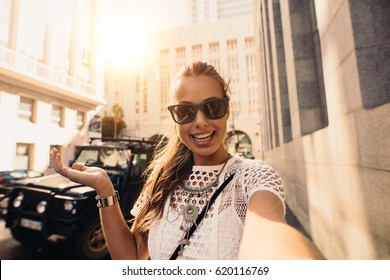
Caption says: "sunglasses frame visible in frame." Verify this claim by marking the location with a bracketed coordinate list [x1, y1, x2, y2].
[167, 96, 229, 124]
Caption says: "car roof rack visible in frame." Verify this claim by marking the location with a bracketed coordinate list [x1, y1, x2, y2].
[88, 137, 158, 150]
[89, 136, 155, 144]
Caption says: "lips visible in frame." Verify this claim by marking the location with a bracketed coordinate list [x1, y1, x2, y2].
[192, 131, 215, 143]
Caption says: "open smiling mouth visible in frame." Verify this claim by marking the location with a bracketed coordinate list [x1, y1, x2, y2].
[192, 131, 215, 142]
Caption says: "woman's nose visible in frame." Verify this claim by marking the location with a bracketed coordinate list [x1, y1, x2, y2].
[193, 109, 208, 127]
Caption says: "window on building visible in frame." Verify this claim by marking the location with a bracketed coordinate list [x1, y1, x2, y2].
[289, 0, 328, 136]
[176, 47, 186, 72]
[349, 0, 390, 109]
[51, 104, 64, 127]
[204, 0, 210, 21]
[273, 1, 292, 143]
[15, 143, 33, 169]
[226, 39, 241, 120]
[0, 0, 12, 47]
[209, 42, 220, 70]
[76, 0, 92, 82]
[135, 75, 140, 115]
[227, 39, 237, 52]
[191, 0, 197, 24]
[160, 49, 170, 118]
[18, 96, 36, 122]
[192, 44, 202, 62]
[143, 77, 148, 113]
[135, 75, 140, 93]
[245, 37, 260, 116]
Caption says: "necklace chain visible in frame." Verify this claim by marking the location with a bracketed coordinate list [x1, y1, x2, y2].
[166, 154, 231, 223]
[181, 154, 231, 194]
[173, 154, 232, 256]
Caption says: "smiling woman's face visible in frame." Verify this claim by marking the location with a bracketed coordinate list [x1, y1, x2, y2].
[172, 75, 229, 165]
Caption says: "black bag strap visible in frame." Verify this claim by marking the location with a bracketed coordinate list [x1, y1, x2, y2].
[169, 173, 235, 260]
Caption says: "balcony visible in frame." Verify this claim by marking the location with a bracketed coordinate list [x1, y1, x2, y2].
[0, 46, 104, 109]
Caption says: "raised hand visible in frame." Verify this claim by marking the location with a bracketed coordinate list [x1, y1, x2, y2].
[50, 148, 114, 196]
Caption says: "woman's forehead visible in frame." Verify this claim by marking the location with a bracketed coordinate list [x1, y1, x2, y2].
[173, 75, 223, 102]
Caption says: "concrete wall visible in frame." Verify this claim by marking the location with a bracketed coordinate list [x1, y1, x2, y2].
[254, 0, 390, 259]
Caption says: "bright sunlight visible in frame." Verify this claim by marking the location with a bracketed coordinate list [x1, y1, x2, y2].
[102, 0, 187, 69]
[102, 19, 148, 69]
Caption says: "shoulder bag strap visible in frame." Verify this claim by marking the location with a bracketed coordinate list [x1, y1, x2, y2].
[169, 173, 235, 260]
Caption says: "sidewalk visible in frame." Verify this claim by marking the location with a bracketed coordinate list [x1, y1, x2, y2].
[285, 205, 325, 259]
[285, 205, 310, 239]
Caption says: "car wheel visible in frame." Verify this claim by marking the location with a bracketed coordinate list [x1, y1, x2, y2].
[10, 227, 45, 246]
[75, 216, 110, 259]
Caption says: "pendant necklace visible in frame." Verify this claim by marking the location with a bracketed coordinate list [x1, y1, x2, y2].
[175, 154, 231, 256]
[179, 154, 231, 231]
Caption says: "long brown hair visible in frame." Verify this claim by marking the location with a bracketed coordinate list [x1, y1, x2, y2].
[135, 61, 230, 236]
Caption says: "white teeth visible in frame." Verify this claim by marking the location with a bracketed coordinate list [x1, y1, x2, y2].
[193, 132, 213, 141]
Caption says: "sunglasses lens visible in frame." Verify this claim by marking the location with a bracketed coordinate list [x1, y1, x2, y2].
[203, 99, 227, 119]
[171, 104, 196, 124]
[168, 97, 228, 124]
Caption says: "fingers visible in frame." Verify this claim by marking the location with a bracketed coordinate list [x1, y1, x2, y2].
[72, 163, 87, 171]
[51, 149, 113, 194]
[51, 148, 68, 178]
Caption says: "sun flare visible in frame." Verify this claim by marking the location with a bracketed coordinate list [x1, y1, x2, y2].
[103, 20, 148, 68]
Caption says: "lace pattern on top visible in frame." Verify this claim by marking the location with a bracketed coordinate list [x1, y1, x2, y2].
[131, 156, 285, 260]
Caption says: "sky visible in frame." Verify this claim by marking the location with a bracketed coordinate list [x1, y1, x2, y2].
[103, 0, 188, 67]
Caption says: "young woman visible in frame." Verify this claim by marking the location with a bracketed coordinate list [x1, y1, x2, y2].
[51, 61, 319, 260]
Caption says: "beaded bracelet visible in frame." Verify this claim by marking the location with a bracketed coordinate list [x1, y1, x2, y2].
[95, 190, 120, 208]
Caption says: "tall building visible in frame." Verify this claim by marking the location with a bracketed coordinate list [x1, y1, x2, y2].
[0, 0, 105, 172]
[105, 13, 262, 158]
[253, 0, 390, 259]
[187, 0, 253, 23]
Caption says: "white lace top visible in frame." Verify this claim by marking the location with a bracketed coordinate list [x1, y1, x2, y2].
[131, 156, 285, 260]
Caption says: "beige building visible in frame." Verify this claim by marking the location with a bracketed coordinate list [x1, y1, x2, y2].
[187, 0, 253, 23]
[253, 0, 390, 259]
[105, 15, 263, 158]
[0, 0, 105, 172]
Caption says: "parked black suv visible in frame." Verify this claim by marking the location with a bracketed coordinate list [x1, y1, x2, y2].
[1, 137, 159, 259]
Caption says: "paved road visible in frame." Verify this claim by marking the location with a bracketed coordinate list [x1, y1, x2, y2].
[285, 205, 310, 238]
[0, 220, 80, 260]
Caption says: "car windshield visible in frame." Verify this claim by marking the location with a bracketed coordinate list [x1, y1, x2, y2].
[75, 148, 131, 168]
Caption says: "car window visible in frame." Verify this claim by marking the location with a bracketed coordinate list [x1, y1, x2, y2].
[75, 148, 131, 168]
[100, 149, 131, 168]
[74, 150, 99, 166]
[9, 171, 25, 178]
[130, 153, 148, 177]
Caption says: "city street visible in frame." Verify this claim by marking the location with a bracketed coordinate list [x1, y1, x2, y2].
[0, 220, 81, 260]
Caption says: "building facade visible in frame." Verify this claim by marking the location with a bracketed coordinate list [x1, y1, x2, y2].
[253, 0, 390, 259]
[105, 15, 262, 158]
[187, 0, 253, 24]
[0, 0, 105, 172]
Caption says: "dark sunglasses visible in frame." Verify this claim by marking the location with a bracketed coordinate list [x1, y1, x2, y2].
[167, 97, 229, 124]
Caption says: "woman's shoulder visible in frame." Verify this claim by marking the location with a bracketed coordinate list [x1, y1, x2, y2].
[229, 156, 279, 175]
[228, 156, 285, 200]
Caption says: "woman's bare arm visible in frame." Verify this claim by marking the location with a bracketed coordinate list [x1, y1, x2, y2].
[51, 148, 147, 259]
[239, 191, 321, 259]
